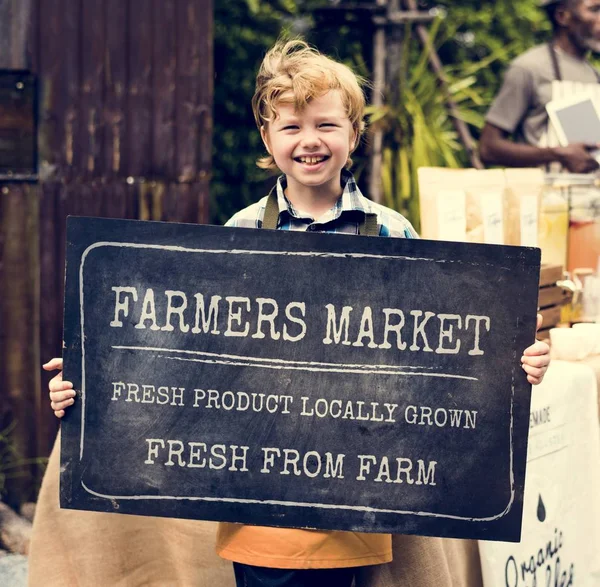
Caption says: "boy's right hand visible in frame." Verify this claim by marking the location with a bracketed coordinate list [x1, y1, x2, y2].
[43, 358, 75, 418]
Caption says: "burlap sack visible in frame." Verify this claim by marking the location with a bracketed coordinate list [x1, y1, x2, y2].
[28, 432, 235, 587]
[417, 167, 506, 244]
[29, 433, 484, 586]
[503, 168, 544, 247]
[478, 361, 600, 587]
[356, 536, 483, 587]
[418, 167, 545, 248]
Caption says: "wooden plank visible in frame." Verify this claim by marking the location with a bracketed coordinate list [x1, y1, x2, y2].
[538, 286, 573, 309]
[25, 0, 39, 74]
[176, 0, 202, 184]
[62, 0, 82, 177]
[179, 182, 198, 223]
[0, 0, 33, 68]
[102, 180, 137, 219]
[162, 183, 199, 223]
[197, 0, 212, 223]
[80, 0, 105, 178]
[539, 264, 563, 287]
[0, 184, 40, 505]
[103, 0, 128, 178]
[0, 1, 12, 66]
[540, 305, 562, 330]
[159, 181, 178, 222]
[81, 179, 103, 219]
[152, 0, 177, 179]
[198, 178, 210, 224]
[55, 179, 85, 339]
[128, 0, 153, 177]
[124, 182, 139, 219]
[37, 0, 64, 172]
[38, 182, 62, 456]
[38, 0, 81, 177]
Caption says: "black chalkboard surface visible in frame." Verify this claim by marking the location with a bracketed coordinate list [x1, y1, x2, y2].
[60, 216, 541, 542]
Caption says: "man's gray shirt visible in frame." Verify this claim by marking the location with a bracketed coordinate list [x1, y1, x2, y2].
[486, 44, 600, 146]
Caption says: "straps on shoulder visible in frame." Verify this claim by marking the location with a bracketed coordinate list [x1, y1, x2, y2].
[261, 186, 279, 230]
[261, 185, 379, 236]
[358, 213, 379, 236]
[548, 42, 562, 82]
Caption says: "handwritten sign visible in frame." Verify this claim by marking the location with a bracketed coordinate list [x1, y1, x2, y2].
[481, 191, 505, 245]
[436, 190, 467, 242]
[60, 217, 540, 542]
[520, 194, 539, 248]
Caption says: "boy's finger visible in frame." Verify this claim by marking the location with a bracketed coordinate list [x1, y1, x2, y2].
[54, 410, 65, 419]
[49, 378, 72, 393]
[51, 398, 75, 411]
[522, 364, 544, 378]
[522, 341, 550, 356]
[51, 398, 74, 410]
[43, 358, 63, 371]
[49, 371, 63, 384]
[49, 390, 76, 403]
[521, 354, 549, 368]
[536, 313, 543, 332]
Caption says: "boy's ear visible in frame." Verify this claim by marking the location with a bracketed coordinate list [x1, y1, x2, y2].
[260, 126, 272, 154]
[350, 131, 358, 152]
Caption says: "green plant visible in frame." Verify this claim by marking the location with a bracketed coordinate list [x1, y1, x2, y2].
[366, 18, 494, 230]
[0, 421, 47, 497]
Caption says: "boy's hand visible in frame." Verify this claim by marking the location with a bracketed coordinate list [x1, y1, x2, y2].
[43, 358, 75, 418]
[521, 314, 550, 385]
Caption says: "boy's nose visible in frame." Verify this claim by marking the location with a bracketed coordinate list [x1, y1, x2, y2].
[300, 132, 321, 148]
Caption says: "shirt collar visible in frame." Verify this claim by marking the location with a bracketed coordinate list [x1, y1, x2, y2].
[274, 169, 372, 224]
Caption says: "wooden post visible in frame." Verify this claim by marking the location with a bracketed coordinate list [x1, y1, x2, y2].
[368, 0, 387, 205]
[386, 0, 404, 111]
[403, 0, 482, 169]
[0, 0, 42, 507]
[0, 186, 40, 507]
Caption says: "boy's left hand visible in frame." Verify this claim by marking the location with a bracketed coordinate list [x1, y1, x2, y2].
[521, 313, 550, 385]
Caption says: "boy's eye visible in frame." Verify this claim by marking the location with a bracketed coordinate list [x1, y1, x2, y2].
[282, 125, 299, 130]
[320, 123, 337, 127]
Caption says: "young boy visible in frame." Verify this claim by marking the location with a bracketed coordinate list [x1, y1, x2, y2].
[46, 39, 550, 587]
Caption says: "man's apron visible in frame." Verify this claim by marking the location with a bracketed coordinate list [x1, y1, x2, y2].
[539, 42, 600, 169]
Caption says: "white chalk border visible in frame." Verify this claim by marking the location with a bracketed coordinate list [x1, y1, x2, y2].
[77, 241, 517, 523]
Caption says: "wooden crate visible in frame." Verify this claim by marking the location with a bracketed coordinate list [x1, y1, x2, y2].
[537, 264, 571, 341]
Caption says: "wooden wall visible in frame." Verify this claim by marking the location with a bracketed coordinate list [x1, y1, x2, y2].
[0, 0, 213, 505]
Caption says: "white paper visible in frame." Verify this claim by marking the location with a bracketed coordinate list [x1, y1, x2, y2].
[520, 194, 538, 247]
[480, 191, 504, 245]
[479, 361, 600, 587]
[436, 190, 466, 242]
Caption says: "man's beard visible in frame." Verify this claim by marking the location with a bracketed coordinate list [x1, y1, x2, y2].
[570, 29, 600, 53]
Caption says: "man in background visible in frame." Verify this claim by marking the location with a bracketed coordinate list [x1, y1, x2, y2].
[479, 0, 600, 173]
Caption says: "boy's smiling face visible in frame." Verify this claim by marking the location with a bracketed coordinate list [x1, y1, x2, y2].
[261, 90, 357, 204]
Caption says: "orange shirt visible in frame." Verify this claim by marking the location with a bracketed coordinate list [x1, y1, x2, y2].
[216, 523, 392, 570]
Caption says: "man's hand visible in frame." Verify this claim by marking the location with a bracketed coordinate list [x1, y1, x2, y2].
[521, 314, 550, 385]
[43, 358, 75, 418]
[554, 143, 600, 174]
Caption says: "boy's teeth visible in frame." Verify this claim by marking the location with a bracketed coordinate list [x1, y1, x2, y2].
[299, 156, 325, 164]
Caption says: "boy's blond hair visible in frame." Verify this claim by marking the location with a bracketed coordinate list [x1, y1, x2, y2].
[252, 39, 367, 171]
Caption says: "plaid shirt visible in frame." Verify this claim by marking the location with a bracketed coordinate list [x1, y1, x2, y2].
[225, 170, 419, 238]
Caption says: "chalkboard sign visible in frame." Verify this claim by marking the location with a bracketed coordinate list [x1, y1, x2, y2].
[60, 216, 541, 542]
